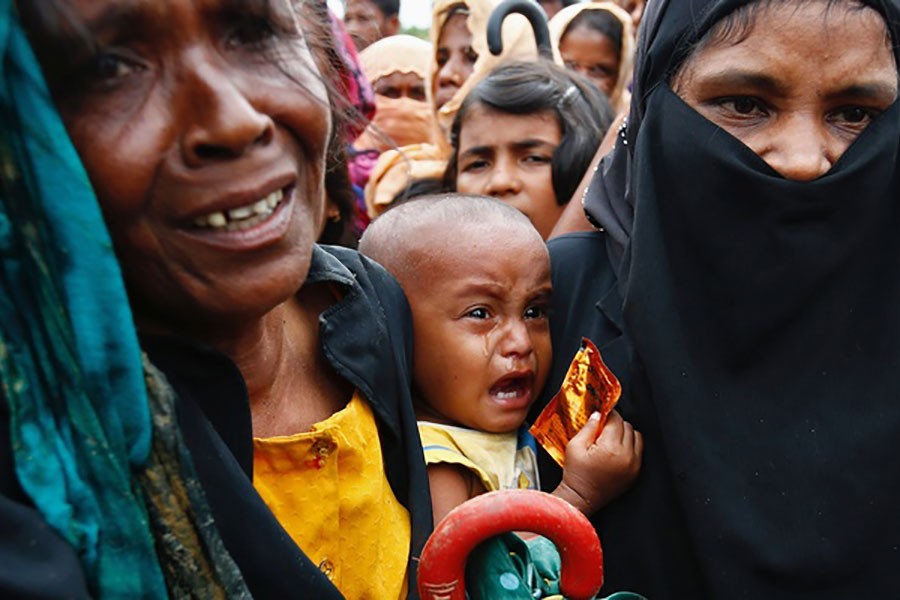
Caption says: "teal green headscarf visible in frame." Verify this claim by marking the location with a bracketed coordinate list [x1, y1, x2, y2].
[0, 2, 249, 597]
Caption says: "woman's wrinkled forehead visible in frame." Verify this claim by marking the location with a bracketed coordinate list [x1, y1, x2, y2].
[637, 0, 898, 90]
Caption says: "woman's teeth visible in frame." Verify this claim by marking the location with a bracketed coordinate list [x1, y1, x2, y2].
[193, 189, 284, 231]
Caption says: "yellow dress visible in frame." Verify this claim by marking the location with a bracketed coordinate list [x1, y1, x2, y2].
[253, 392, 410, 599]
[417, 422, 540, 492]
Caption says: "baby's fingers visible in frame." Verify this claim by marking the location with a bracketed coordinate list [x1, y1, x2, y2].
[570, 411, 603, 449]
[598, 409, 624, 442]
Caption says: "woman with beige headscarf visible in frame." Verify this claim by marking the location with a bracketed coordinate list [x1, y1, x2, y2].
[355, 35, 439, 153]
[365, 0, 557, 219]
[549, 2, 635, 114]
[429, 0, 559, 141]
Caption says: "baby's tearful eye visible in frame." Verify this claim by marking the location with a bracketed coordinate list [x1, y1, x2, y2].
[466, 307, 490, 319]
[524, 305, 548, 320]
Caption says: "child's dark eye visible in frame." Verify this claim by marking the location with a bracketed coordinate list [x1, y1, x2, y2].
[465, 307, 490, 319]
[524, 305, 549, 320]
[461, 159, 490, 173]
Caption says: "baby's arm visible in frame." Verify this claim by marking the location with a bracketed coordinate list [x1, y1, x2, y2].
[427, 463, 488, 525]
[551, 410, 643, 515]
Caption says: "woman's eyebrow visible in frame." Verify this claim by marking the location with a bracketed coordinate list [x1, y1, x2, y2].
[81, 1, 163, 36]
[696, 69, 788, 97]
[824, 81, 899, 103]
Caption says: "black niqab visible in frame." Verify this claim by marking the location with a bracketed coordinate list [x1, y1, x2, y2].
[584, 0, 900, 597]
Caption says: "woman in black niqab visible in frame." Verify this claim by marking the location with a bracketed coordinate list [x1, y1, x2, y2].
[570, 0, 900, 597]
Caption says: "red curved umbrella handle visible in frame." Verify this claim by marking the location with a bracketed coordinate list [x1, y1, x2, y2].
[417, 490, 603, 600]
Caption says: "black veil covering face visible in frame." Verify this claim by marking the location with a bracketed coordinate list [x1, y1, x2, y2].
[582, 0, 900, 597]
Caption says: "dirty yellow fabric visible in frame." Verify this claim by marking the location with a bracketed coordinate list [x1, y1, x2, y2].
[549, 2, 635, 114]
[253, 392, 410, 599]
[356, 35, 440, 153]
[359, 34, 432, 84]
[418, 422, 540, 493]
[428, 0, 562, 139]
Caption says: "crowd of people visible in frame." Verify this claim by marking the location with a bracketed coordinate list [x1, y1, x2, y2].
[1, 0, 899, 598]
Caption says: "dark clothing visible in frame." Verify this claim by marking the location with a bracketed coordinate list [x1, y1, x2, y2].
[562, 1, 900, 598]
[0, 245, 431, 599]
[536, 231, 707, 599]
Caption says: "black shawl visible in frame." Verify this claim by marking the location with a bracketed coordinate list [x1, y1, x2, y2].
[581, 0, 900, 597]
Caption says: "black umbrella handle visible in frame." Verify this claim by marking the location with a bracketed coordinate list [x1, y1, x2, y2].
[486, 0, 554, 60]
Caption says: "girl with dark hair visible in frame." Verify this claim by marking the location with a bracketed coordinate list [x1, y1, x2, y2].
[550, 2, 635, 113]
[2, 0, 431, 597]
[445, 59, 614, 239]
[542, 0, 900, 597]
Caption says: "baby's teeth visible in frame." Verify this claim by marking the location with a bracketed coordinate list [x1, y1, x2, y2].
[253, 199, 270, 215]
[207, 212, 227, 228]
[228, 205, 254, 220]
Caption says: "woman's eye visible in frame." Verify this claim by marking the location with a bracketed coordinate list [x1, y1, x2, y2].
[722, 97, 764, 116]
[227, 19, 278, 49]
[833, 106, 876, 125]
[436, 51, 449, 68]
[88, 53, 140, 82]
[465, 48, 479, 64]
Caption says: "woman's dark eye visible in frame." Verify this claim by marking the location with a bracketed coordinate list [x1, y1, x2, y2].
[88, 53, 138, 82]
[227, 20, 277, 48]
[838, 107, 872, 124]
[465, 48, 479, 64]
[731, 97, 758, 114]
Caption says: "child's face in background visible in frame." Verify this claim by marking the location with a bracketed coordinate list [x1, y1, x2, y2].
[455, 105, 564, 240]
[409, 222, 552, 433]
[559, 25, 620, 97]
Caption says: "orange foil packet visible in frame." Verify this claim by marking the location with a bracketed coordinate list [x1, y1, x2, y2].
[530, 337, 621, 467]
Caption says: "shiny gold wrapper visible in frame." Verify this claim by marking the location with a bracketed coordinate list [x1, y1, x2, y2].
[530, 337, 621, 467]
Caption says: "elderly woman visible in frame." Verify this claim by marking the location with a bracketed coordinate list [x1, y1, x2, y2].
[2, 0, 430, 598]
[540, 0, 900, 597]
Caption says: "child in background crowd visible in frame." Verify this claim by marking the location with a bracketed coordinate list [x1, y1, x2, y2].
[550, 2, 635, 113]
[359, 194, 642, 524]
[356, 35, 438, 153]
[343, 0, 400, 51]
[444, 60, 613, 239]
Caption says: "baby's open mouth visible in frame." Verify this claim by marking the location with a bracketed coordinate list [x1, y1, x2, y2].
[490, 375, 532, 401]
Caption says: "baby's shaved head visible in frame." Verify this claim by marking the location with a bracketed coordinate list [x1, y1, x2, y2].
[359, 194, 543, 290]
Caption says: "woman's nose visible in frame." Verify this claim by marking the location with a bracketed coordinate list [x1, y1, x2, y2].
[757, 116, 835, 182]
[438, 56, 465, 87]
[180, 59, 274, 166]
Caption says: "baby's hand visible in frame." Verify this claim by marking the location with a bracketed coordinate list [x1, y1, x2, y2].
[552, 410, 643, 515]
